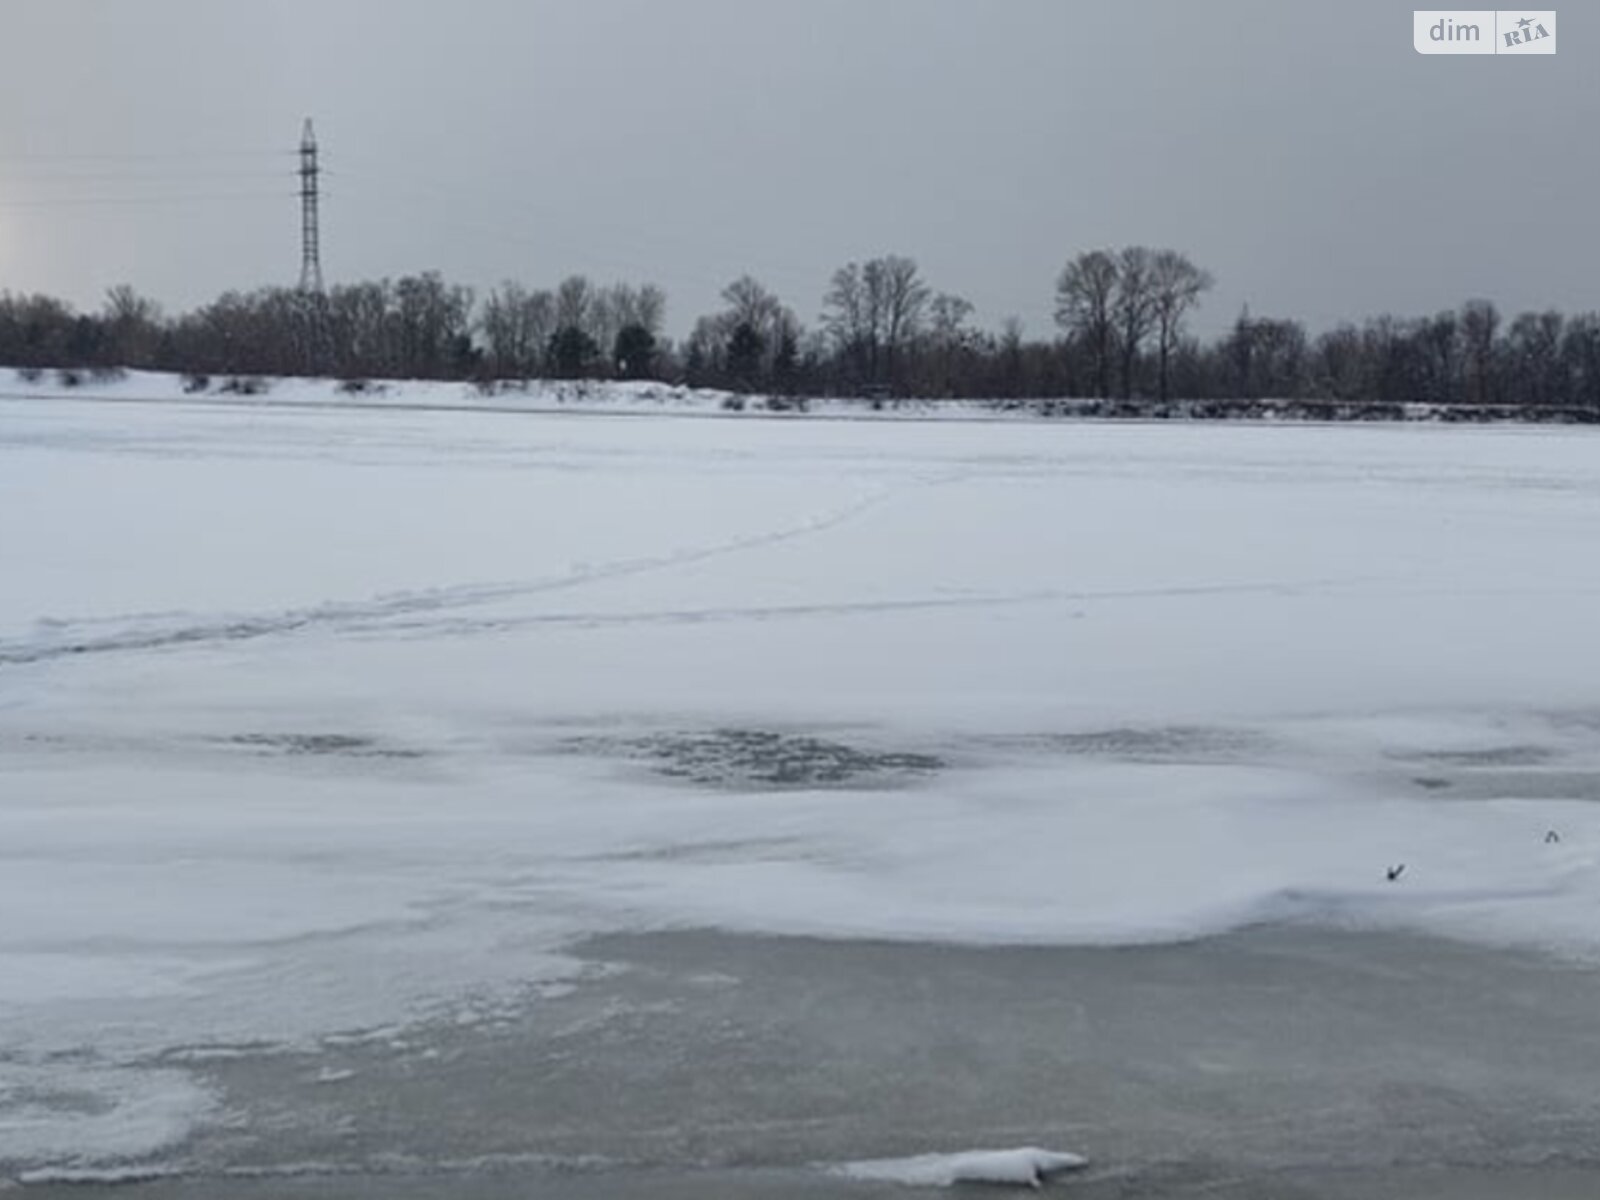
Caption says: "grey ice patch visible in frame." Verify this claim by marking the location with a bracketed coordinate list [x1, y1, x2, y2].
[1541, 709, 1600, 743]
[996, 725, 1270, 763]
[1397, 745, 1560, 768]
[1413, 771, 1600, 803]
[604, 837, 813, 865]
[565, 728, 942, 789]
[225, 733, 424, 760]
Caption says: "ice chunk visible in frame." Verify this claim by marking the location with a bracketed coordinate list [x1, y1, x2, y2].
[833, 1146, 1090, 1187]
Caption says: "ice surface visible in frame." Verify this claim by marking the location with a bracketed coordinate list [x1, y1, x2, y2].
[4, 375, 1600, 1168]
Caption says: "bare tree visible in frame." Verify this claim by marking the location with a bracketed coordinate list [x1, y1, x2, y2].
[625, 283, 667, 336]
[823, 255, 928, 391]
[392, 272, 474, 378]
[102, 285, 164, 369]
[872, 255, 930, 389]
[481, 281, 556, 379]
[1312, 324, 1365, 401]
[1229, 309, 1307, 400]
[822, 262, 872, 382]
[998, 315, 1025, 398]
[0, 292, 77, 368]
[554, 275, 594, 338]
[608, 283, 666, 379]
[1112, 246, 1157, 398]
[721, 275, 784, 333]
[1506, 311, 1566, 406]
[1054, 250, 1119, 399]
[923, 292, 975, 396]
[589, 283, 664, 365]
[1416, 310, 1462, 404]
[326, 280, 393, 377]
[687, 276, 801, 390]
[1147, 250, 1214, 402]
[1460, 299, 1500, 404]
[929, 292, 974, 342]
[1562, 314, 1600, 411]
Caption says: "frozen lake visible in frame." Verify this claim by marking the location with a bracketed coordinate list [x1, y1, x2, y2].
[3, 392, 1600, 1191]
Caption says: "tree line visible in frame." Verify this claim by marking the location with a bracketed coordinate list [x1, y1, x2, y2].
[2, 252, 1598, 412]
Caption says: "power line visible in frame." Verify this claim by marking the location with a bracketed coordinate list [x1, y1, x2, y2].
[321, 158, 1060, 333]
[0, 169, 295, 184]
[0, 149, 293, 164]
[0, 192, 292, 210]
[325, 162, 831, 301]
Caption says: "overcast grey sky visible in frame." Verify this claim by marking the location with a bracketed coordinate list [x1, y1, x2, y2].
[0, 0, 1594, 338]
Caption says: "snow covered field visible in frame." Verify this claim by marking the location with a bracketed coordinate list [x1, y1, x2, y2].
[4, 384, 1600, 1177]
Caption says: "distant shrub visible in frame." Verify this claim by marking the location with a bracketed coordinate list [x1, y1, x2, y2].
[182, 373, 211, 394]
[337, 378, 375, 395]
[15, 367, 43, 384]
[56, 368, 84, 388]
[764, 395, 809, 413]
[90, 365, 127, 383]
[220, 376, 269, 396]
[721, 395, 747, 412]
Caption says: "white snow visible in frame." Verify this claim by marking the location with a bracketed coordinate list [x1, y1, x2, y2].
[832, 1147, 1089, 1187]
[5, 374, 1600, 1167]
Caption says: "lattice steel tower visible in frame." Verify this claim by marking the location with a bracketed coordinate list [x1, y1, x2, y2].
[298, 118, 324, 293]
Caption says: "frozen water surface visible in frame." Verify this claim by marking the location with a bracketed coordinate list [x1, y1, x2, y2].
[3, 384, 1600, 1193]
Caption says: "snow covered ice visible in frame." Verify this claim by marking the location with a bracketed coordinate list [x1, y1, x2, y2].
[4, 379, 1600, 1178]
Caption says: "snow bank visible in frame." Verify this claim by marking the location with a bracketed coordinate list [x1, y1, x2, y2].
[5, 367, 1595, 426]
[0, 367, 810, 420]
[832, 1147, 1089, 1187]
